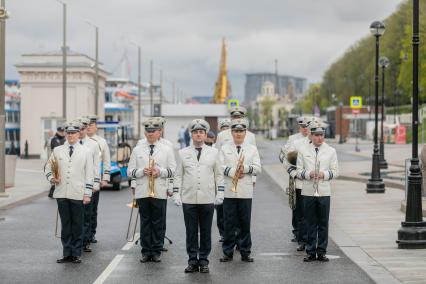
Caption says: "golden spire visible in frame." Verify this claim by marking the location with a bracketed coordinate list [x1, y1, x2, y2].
[213, 39, 231, 104]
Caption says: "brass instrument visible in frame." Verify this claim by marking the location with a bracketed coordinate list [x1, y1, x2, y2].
[313, 158, 321, 197]
[126, 199, 139, 242]
[148, 158, 155, 197]
[55, 209, 61, 238]
[286, 151, 298, 210]
[49, 153, 60, 181]
[231, 151, 244, 193]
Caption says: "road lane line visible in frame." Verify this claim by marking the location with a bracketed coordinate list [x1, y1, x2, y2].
[121, 233, 139, 251]
[93, 254, 124, 284]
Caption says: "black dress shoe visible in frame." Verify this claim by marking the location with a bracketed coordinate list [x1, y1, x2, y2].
[184, 264, 199, 273]
[83, 245, 92, 252]
[151, 255, 161, 262]
[72, 256, 82, 263]
[241, 255, 254, 262]
[140, 255, 151, 263]
[291, 238, 297, 242]
[317, 255, 329, 262]
[303, 254, 316, 262]
[90, 238, 98, 244]
[296, 245, 305, 251]
[199, 265, 209, 273]
[220, 255, 233, 262]
[161, 247, 168, 252]
[56, 256, 73, 263]
[219, 236, 224, 242]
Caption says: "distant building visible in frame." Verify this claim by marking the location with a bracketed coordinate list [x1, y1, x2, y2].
[188, 96, 213, 104]
[15, 49, 108, 158]
[244, 73, 307, 104]
[5, 80, 21, 154]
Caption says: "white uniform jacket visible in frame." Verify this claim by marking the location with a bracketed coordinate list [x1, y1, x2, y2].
[45, 142, 94, 200]
[81, 137, 101, 190]
[215, 129, 256, 150]
[127, 140, 176, 199]
[281, 135, 310, 189]
[91, 134, 111, 181]
[219, 142, 262, 199]
[173, 144, 224, 204]
[295, 142, 339, 197]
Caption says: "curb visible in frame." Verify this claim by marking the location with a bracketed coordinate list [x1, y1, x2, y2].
[0, 189, 48, 210]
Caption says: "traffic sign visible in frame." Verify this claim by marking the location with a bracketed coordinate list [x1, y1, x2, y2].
[352, 109, 360, 114]
[350, 96, 362, 109]
[227, 99, 239, 109]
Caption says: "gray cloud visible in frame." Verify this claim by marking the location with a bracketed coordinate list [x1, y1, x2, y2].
[5, 0, 403, 101]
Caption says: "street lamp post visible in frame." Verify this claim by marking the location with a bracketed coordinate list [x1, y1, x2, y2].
[397, 0, 426, 249]
[56, 0, 67, 120]
[379, 56, 389, 169]
[85, 21, 99, 115]
[0, 0, 8, 199]
[366, 20, 386, 193]
[130, 43, 141, 139]
[150, 60, 153, 117]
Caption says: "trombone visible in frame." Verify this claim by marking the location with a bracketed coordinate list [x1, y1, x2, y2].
[55, 209, 61, 238]
[231, 151, 244, 193]
[126, 199, 139, 242]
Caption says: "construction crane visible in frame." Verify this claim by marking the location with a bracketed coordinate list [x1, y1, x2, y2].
[212, 39, 231, 104]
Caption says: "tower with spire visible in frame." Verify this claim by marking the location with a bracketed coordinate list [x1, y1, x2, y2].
[212, 39, 231, 104]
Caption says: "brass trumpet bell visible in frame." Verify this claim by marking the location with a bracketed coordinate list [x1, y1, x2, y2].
[126, 200, 138, 208]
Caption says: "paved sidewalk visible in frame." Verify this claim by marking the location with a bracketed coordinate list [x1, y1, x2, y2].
[0, 158, 48, 209]
[263, 142, 426, 284]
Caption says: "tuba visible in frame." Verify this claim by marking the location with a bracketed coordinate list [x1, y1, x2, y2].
[148, 158, 155, 197]
[231, 151, 244, 193]
[286, 151, 298, 210]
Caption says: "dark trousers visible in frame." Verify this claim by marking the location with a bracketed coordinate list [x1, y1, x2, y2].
[183, 203, 214, 266]
[304, 196, 330, 256]
[161, 200, 167, 247]
[90, 190, 100, 240]
[215, 204, 224, 237]
[137, 198, 166, 257]
[57, 198, 84, 257]
[83, 202, 93, 246]
[293, 188, 307, 245]
[222, 198, 252, 257]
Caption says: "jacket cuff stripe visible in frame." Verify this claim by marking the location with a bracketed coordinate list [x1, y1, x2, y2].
[218, 186, 225, 192]
[173, 187, 179, 193]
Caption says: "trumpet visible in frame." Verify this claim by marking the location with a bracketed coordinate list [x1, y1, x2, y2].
[313, 160, 321, 197]
[231, 151, 244, 193]
[148, 158, 155, 197]
[49, 153, 60, 181]
[126, 199, 139, 242]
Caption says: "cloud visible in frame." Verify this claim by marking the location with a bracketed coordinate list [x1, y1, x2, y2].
[5, 0, 403, 101]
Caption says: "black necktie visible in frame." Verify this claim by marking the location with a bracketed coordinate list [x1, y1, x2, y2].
[80, 140, 83, 145]
[315, 147, 319, 155]
[69, 145, 74, 157]
[149, 145, 155, 156]
[237, 146, 241, 154]
[195, 147, 202, 161]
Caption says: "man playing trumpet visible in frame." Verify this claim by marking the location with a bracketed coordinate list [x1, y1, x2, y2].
[127, 119, 176, 263]
[219, 118, 261, 263]
[44, 121, 94, 264]
[294, 121, 339, 262]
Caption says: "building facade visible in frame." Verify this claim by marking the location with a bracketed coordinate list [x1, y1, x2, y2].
[15, 49, 108, 158]
[244, 73, 307, 104]
[5, 80, 21, 154]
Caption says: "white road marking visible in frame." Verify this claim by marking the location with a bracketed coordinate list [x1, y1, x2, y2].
[258, 252, 294, 256]
[93, 254, 124, 284]
[121, 233, 140, 251]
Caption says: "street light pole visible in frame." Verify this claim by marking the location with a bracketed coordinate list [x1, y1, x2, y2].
[130, 42, 141, 139]
[57, 0, 67, 120]
[159, 69, 163, 116]
[339, 102, 344, 144]
[85, 21, 99, 116]
[366, 21, 385, 193]
[397, 0, 426, 249]
[150, 60, 153, 117]
[379, 56, 389, 169]
[0, 0, 8, 198]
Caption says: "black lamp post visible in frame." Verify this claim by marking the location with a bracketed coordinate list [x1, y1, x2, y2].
[338, 102, 344, 144]
[397, 0, 426, 249]
[366, 20, 386, 193]
[379, 56, 389, 169]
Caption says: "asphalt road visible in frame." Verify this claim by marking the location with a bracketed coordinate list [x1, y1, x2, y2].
[0, 142, 374, 284]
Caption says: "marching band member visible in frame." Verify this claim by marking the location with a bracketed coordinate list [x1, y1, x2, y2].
[77, 117, 101, 253]
[86, 115, 111, 244]
[279, 116, 310, 248]
[219, 118, 261, 263]
[215, 107, 256, 150]
[173, 119, 224, 273]
[44, 121, 94, 264]
[218, 119, 231, 132]
[293, 121, 339, 262]
[127, 119, 176, 263]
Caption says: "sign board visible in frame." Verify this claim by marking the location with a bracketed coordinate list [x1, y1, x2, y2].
[350, 96, 362, 109]
[227, 99, 239, 109]
[352, 109, 360, 115]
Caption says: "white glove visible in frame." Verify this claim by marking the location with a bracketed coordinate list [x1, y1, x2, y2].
[215, 191, 224, 205]
[135, 169, 144, 178]
[173, 194, 182, 206]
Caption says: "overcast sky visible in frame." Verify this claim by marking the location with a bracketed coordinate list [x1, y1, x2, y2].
[5, 0, 403, 101]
